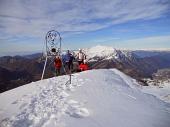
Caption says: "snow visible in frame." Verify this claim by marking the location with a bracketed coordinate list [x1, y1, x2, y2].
[85, 45, 117, 58]
[85, 45, 135, 62]
[142, 82, 170, 104]
[0, 69, 170, 127]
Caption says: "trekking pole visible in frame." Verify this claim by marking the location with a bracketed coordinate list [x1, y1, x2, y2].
[69, 70, 72, 84]
[69, 74, 71, 84]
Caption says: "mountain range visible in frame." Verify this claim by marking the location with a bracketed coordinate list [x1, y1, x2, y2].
[0, 45, 170, 93]
[86, 45, 170, 80]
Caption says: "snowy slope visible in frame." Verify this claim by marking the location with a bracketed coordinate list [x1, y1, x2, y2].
[0, 69, 170, 127]
[142, 82, 170, 104]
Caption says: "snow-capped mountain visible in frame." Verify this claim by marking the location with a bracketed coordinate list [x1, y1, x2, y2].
[85, 45, 170, 81]
[85, 45, 136, 62]
[0, 69, 170, 127]
[85, 45, 170, 62]
[1, 45, 170, 93]
[85, 45, 117, 58]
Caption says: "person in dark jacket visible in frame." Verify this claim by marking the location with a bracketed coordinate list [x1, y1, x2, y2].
[64, 50, 74, 72]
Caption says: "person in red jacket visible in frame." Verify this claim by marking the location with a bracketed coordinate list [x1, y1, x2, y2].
[54, 56, 62, 76]
[79, 59, 88, 71]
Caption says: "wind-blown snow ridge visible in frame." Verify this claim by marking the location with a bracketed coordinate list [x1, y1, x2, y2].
[0, 69, 170, 127]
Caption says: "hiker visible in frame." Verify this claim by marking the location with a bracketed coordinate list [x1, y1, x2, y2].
[64, 50, 74, 72]
[76, 49, 86, 65]
[54, 56, 62, 76]
[79, 59, 89, 71]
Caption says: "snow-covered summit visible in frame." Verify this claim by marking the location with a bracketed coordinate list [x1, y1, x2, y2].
[0, 69, 170, 127]
[86, 45, 117, 58]
[85, 45, 135, 62]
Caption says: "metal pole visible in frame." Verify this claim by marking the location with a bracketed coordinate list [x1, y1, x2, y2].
[41, 30, 62, 80]
[41, 56, 48, 80]
[60, 36, 61, 56]
[45, 34, 48, 56]
[69, 74, 71, 84]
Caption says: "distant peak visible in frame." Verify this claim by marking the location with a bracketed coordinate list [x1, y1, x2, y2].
[90, 45, 115, 51]
[86, 45, 118, 58]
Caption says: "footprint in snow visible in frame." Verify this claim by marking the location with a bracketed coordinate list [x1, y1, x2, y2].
[66, 84, 75, 91]
[66, 100, 90, 118]
[11, 93, 32, 105]
[11, 98, 25, 105]
[163, 94, 170, 100]
[19, 103, 28, 110]
[66, 107, 89, 118]
[58, 84, 67, 90]
[78, 79, 83, 82]
[77, 82, 84, 86]
[59, 91, 69, 99]
[11, 100, 18, 105]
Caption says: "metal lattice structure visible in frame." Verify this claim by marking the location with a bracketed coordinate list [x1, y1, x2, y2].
[46, 30, 61, 56]
[41, 30, 72, 84]
[41, 30, 62, 80]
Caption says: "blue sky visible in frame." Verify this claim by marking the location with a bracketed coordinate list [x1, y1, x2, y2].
[0, 0, 170, 55]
